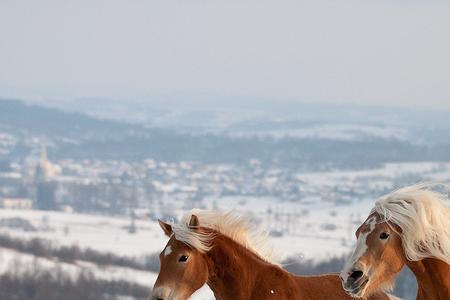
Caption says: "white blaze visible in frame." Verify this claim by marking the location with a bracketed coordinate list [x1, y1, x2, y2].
[340, 216, 377, 281]
[164, 245, 172, 256]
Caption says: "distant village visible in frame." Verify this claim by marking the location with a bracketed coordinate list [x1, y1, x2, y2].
[0, 139, 424, 223]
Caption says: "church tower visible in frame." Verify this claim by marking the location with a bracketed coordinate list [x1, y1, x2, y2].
[35, 143, 57, 210]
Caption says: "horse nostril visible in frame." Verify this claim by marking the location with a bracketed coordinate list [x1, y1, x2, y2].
[349, 270, 364, 281]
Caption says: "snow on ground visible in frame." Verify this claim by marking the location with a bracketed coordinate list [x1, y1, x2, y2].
[211, 195, 374, 260]
[0, 210, 216, 298]
[294, 162, 447, 187]
[0, 246, 155, 285]
[0, 247, 215, 300]
[0, 200, 363, 262]
[0, 209, 165, 257]
[228, 124, 408, 141]
[1, 162, 449, 262]
[0, 201, 357, 300]
[0, 162, 449, 299]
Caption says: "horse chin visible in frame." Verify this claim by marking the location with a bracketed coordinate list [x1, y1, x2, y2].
[151, 286, 192, 300]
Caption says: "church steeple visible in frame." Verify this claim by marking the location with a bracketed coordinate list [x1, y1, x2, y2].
[35, 143, 55, 182]
[34, 142, 57, 210]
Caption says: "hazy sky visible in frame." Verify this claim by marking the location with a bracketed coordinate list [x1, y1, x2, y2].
[1, 0, 449, 108]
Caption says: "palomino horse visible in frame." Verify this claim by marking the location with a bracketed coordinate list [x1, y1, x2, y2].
[340, 183, 450, 300]
[151, 209, 392, 300]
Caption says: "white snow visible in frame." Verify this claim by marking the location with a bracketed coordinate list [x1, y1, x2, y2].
[1, 162, 450, 299]
[0, 247, 214, 299]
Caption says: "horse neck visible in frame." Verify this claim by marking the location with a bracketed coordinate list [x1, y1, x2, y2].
[204, 234, 291, 300]
[406, 258, 450, 300]
[203, 234, 363, 300]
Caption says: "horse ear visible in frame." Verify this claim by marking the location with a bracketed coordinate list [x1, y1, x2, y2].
[188, 214, 200, 228]
[158, 219, 173, 236]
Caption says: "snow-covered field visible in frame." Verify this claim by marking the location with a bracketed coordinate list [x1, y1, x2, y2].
[0, 247, 215, 299]
[0, 201, 363, 257]
[0, 201, 365, 300]
[0, 247, 156, 286]
[227, 123, 409, 141]
[1, 162, 449, 299]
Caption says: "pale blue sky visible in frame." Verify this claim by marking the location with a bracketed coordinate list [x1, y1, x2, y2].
[1, 0, 449, 108]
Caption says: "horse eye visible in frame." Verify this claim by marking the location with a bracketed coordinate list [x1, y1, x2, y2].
[179, 255, 189, 262]
[379, 232, 390, 240]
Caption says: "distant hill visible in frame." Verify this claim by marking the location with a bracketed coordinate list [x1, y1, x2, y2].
[29, 97, 450, 145]
[0, 99, 143, 138]
[1, 99, 450, 169]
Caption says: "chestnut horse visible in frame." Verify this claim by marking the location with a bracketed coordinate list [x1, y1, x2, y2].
[151, 209, 393, 300]
[340, 183, 450, 300]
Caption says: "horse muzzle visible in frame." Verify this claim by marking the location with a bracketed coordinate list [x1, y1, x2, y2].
[151, 286, 173, 300]
[341, 269, 369, 298]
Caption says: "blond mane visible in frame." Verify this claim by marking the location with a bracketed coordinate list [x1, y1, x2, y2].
[373, 183, 450, 264]
[171, 209, 278, 264]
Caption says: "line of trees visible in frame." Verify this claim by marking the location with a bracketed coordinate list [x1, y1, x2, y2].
[0, 261, 149, 300]
[0, 234, 417, 299]
[0, 234, 160, 272]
